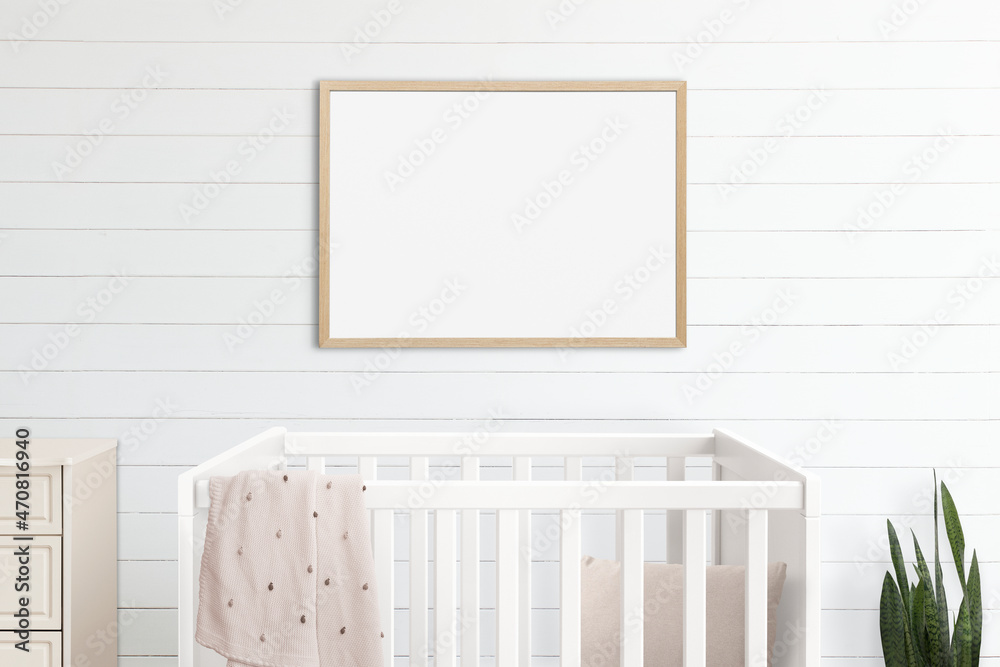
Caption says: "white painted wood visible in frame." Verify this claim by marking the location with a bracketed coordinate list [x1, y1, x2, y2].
[7, 89, 1000, 138]
[560, 456, 582, 667]
[619, 510, 643, 667]
[0, 630, 61, 666]
[289, 434, 715, 460]
[435, 510, 457, 667]
[745, 510, 769, 667]
[0, 465, 61, 535]
[1, 324, 995, 375]
[3, 43, 998, 90]
[496, 510, 519, 667]
[666, 458, 685, 564]
[615, 456, 633, 561]
[6, 419, 999, 470]
[513, 457, 532, 667]
[3, 183, 998, 234]
[359, 456, 377, 481]
[64, 447, 119, 667]
[373, 510, 395, 667]
[460, 458, 480, 667]
[711, 462, 723, 567]
[410, 457, 429, 667]
[803, 516, 823, 667]
[305, 456, 324, 472]
[3, 0, 996, 42]
[6, 134, 997, 185]
[4, 278, 998, 327]
[0, 536, 61, 631]
[682, 510, 706, 667]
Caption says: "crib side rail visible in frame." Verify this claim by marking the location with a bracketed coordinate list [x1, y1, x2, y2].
[178, 427, 289, 667]
[713, 428, 820, 516]
[178, 426, 288, 516]
[284, 431, 716, 458]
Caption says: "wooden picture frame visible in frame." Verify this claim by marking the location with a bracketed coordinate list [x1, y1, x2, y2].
[319, 80, 686, 348]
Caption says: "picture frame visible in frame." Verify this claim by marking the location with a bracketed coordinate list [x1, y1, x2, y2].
[319, 80, 686, 348]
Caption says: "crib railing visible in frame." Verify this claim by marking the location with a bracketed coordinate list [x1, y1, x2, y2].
[179, 429, 821, 667]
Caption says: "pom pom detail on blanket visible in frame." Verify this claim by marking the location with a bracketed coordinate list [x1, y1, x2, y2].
[196, 471, 382, 667]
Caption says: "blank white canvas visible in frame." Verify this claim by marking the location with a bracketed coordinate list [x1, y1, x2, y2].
[326, 88, 678, 340]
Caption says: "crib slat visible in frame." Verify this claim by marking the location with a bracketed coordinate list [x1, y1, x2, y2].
[359, 456, 376, 479]
[620, 509, 644, 667]
[514, 456, 532, 667]
[561, 456, 582, 667]
[306, 456, 325, 472]
[746, 509, 769, 666]
[411, 456, 430, 667]
[460, 457, 480, 667]
[615, 456, 633, 562]
[683, 509, 707, 667]
[496, 509, 520, 667]
[373, 509, 395, 667]
[666, 458, 685, 564]
[436, 510, 458, 667]
[711, 462, 723, 566]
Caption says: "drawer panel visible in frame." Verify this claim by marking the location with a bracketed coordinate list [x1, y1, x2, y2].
[0, 536, 61, 631]
[0, 631, 61, 667]
[0, 466, 62, 535]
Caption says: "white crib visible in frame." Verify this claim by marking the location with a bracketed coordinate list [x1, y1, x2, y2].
[178, 428, 820, 667]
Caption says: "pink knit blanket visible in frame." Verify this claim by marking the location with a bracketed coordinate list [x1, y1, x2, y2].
[196, 471, 382, 667]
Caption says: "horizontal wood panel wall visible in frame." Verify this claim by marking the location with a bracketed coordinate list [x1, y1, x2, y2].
[1, 0, 998, 664]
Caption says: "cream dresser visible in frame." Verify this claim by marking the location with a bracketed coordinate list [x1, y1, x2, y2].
[0, 438, 117, 667]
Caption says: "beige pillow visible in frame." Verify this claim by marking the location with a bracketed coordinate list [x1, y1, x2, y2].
[581, 556, 787, 667]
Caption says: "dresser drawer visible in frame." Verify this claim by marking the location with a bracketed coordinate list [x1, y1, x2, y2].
[0, 536, 61, 631]
[0, 631, 61, 667]
[0, 467, 62, 535]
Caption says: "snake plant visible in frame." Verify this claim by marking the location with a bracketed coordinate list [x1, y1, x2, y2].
[880, 473, 982, 667]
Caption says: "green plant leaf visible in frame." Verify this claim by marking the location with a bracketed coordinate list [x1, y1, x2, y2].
[912, 579, 929, 664]
[881, 572, 909, 667]
[889, 520, 911, 611]
[933, 473, 952, 664]
[922, 579, 943, 665]
[912, 532, 932, 594]
[941, 482, 966, 591]
[969, 551, 982, 667]
[953, 599, 972, 667]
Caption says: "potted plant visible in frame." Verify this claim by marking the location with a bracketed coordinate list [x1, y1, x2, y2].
[880, 474, 982, 666]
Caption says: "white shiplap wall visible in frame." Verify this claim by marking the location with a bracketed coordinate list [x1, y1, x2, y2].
[1, 0, 998, 665]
